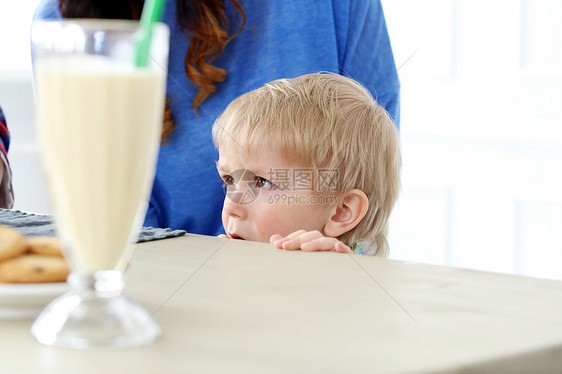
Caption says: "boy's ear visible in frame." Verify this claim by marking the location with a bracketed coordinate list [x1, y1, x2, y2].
[324, 189, 369, 238]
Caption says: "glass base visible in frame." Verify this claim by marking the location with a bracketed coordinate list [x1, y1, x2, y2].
[31, 272, 160, 348]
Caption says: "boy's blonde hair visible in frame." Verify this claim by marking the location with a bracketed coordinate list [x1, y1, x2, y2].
[212, 73, 401, 256]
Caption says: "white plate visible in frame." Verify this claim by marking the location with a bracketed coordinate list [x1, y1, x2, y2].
[0, 282, 70, 319]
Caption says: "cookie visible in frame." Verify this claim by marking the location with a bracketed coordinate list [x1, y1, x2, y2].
[0, 225, 27, 261]
[26, 236, 64, 257]
[0, 254, 70, 283]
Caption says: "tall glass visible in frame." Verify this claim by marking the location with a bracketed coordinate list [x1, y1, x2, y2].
[30, 20, 169, 348]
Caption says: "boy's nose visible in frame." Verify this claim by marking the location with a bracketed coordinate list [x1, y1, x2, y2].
[223, 196, 247, 220]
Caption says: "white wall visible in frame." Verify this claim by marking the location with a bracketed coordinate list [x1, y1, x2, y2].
[1, 1, 561, 280]
[0, 0, 50, 213]
[383, 0, 562, 280]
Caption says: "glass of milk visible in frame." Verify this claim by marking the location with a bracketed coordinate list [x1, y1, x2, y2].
[30, 20, 169, 348]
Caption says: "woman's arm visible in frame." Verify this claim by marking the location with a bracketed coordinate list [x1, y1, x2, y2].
[334, 0, 401, 126]
[0, 106, 14, 209]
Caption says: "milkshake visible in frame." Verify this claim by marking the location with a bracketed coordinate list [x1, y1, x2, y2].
[30, 20, 169, 348]
[35, 56, 165, 272]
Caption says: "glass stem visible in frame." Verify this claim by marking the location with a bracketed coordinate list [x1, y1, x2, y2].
[68, 271, 125, 298]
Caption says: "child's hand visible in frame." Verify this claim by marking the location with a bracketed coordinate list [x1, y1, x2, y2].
[269, 230, 352, 253]
[217, 234, 228, 238]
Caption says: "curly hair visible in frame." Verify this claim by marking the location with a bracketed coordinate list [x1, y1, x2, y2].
[58, 0, 246, 141]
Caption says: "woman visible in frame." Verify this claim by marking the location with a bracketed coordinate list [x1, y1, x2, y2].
[33, 0, 400, 236]
[0, 105, 14, 209]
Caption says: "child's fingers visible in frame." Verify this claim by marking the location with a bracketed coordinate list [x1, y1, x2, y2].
[217, 234, 228, 238]
[269, 234, 283, 244]
[300, 238, 352, 253]
[269, 234, 289, 249]
[270, 231, 352, 253]
[280, 231, 324, 251]
[334, 241, 353, 253]
[300, 237, 348, 252]
[283, 230, 307, 240]
[299, 237, 336, 252]
[271, 230, 308, 249]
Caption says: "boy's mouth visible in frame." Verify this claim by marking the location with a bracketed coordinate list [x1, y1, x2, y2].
[228, 233, 245, 240]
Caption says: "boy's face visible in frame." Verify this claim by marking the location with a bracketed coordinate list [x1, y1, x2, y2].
[216, 143, 336, 243]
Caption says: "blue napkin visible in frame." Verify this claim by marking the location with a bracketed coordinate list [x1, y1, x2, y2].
[0, 209, 186, 242]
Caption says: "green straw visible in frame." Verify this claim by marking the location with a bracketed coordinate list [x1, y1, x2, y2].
[135, 0, 167, 67]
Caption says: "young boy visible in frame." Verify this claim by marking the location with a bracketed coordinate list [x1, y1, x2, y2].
[212, 73, 401, 256]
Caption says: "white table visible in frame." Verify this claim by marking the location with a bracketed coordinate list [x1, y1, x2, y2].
[1, 234, 562, 373]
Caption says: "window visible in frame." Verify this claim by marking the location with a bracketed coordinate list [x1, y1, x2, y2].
[384, 0, 562, 280]
[0, 1, 43, 71]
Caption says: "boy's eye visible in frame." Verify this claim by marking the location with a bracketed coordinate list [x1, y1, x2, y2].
[255, 176, 274, 189]
[222, 175, 234, 186]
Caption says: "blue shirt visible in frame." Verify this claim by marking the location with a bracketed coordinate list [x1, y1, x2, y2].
[34, 0, 400, 235]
